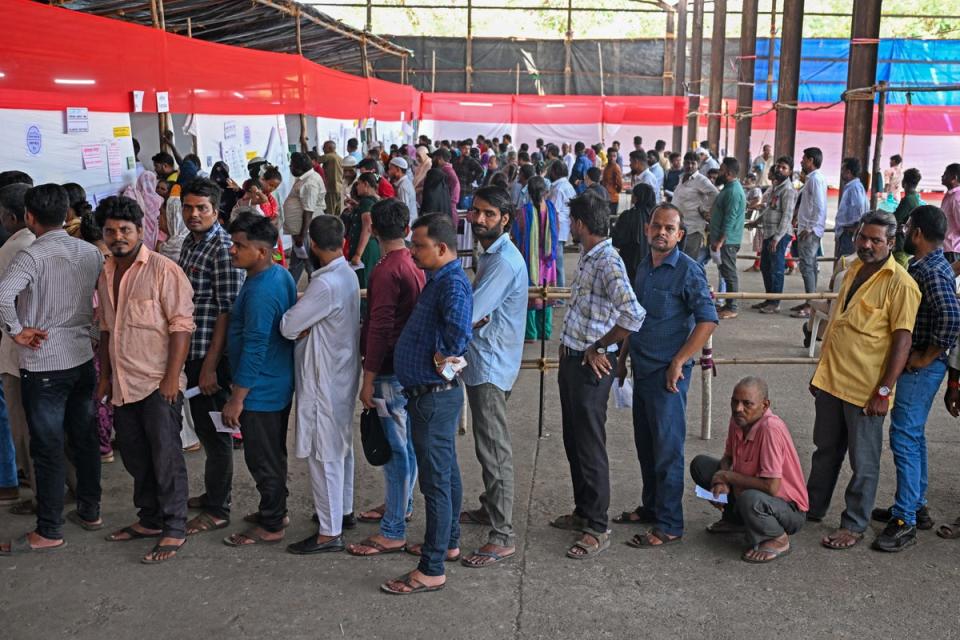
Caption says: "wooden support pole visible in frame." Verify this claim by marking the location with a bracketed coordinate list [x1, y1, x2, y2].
[431, 50, 437, 92]
[766, 0, 777, 101]
[870, 80, 888, 210]
[734, 0, 758, 176]
[563, 0, 573, 95]
[465, 0, 473, 92]
[663, 8, 676, 96]
[840, 0, 882, 191]
[295, 6, 308, 152]
[149, 0, 167, 153]
[672, 1, 688, 153]
[706, 0, 727, 157]
[687, 0, 705, 150]
[773, 0, 803, 161]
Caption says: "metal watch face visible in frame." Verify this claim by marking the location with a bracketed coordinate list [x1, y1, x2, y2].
[878, 386, 891, 397]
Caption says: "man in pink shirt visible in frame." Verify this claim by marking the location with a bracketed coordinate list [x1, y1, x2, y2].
[939, 164, 960, 262]
[690, 377, 808, 564]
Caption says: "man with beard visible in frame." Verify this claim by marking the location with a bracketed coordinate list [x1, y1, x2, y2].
[871, 206, 960, 552]
[709, 158, 747, 319]
[613, 204, 716, 546]
[671, 152, 718, 258]
[94, 196, 195, 563]
[806, 211, 920, 551]
[458, 186, 528, 568]
[284, 152, 326, 284]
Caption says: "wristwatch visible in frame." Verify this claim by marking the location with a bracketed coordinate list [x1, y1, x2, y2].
[876, 385, 892, 398]
[592, 341, 607, 355]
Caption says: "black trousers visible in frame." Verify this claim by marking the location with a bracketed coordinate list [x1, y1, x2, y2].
[239, 406, 291, 533]
[114, 389, 189, 538]
[185, 357, 233, 519]
[558, 352, 616, 534]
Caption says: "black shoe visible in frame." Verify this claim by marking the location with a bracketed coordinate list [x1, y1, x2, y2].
[871, 518, 917, 552]
[872, 505, 934, 530]
[802, 324, 812, 349]
[286, 534, 345, 555]
[342, 512, 357, 529]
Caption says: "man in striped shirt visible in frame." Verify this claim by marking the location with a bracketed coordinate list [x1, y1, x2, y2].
[0, 184, 103, 555]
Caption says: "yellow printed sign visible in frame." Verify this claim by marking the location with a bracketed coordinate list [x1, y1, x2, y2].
[245, 151, 258, 160]
[112, 126, 131, 137]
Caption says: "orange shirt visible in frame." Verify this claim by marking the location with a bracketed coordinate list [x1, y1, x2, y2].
[98, 244, 195, 406]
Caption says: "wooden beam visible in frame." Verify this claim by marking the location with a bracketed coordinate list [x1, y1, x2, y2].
[706, 0, 726, 157]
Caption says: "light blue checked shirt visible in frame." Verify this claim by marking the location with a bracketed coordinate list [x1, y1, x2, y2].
[835, 178, 869, 228]
[561, 239, 646, 352]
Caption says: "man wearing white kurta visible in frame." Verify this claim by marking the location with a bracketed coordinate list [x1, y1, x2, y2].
[280, 215, 361, 554]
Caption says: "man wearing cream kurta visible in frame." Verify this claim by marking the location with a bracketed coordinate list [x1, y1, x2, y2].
[280, 214, 360, 554]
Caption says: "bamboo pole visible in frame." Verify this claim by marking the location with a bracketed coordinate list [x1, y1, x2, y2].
[870, 80, 888, 210]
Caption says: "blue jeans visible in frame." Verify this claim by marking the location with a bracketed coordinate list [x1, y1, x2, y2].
[375, 375, 417, 540]
[0, 383, 15, 488]
[21, 360, 100, 539]
[408, 385, 463, 577]
[632, 362, 692, 537]
[890, 358, 947, 525]
[760, 234, 791, 305]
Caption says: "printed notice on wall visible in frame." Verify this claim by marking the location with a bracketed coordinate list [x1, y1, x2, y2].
[66, 107, 89, 134]
[81, 144, 104, 170]
[107, 141, 123, 183]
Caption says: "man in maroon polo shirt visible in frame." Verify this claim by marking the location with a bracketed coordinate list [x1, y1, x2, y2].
[690, 376, 809, 563]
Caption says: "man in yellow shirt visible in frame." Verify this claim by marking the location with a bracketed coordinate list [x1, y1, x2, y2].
[806, 211, 921, 550]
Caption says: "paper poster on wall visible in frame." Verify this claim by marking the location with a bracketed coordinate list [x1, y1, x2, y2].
[107, 141, 123, 183]
[25, 125, 42, 156]
[66, 107, 89, 134]
[156, 92, 170, 113]
[113, 126, 131, 138]
[245, 150, 257, 161]
[81, 144, 104, 169]
[224, 121, 237, 140]
[132, 91, 144, 113]
[220, 141, 245, 183]
[243, 126, 251, 145]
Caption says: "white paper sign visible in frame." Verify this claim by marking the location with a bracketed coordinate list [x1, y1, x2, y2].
[66, 107, 89, 134]
[132, 90, 145, 113]
[81, 144, 104, 169]
[695, 485, 729, 504]
[156, 91, 170, 113]
[209, 411, 239, 434]
[184, 386, 201, 400]
[107, 141, 123, 183]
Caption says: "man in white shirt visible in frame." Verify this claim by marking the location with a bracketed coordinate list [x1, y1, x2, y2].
[697, 147, 720, 177]
[791, 147, 828, 319]
[283, 152, 326, 285]
[562, 143, 575, 177]
[281, 215, 360, 555]
[388, 158, 418, 229]
[671, 152, 719, 258]
[630, 150, 658, 190]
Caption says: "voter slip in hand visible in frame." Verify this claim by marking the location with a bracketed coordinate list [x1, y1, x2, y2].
[209, 411, 240, 435]
[695, 484, 728, 504]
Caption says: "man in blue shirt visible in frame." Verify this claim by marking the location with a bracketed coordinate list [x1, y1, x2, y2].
[220, 212, 297, 547]
[383, 213, 472, 595]
[835, 157, 869, 258]
[570, 142, 593, 194]
[458, 186, 528, 569]
[616, 203, 718, 547]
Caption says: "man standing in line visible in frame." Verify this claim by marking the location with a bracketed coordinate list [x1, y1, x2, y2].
[0, 184, 103, 554]
[697, 147, 719, 176]
[454, 140, 484, 210]
[347, 138, 363, 164]
[221, 212, 297, 547]
[388, 158, 418, 229]
[613, 204, 716, 545]
[939, 164, 960, 262]
[381, 213, 472, 595]
[646, 150, 664, 197]
[94, 196, 195, 563]
[834, 158, 869, 259]
[178, 179, 246, 537]
[806, 211, 920, 550]
[551, 191, 646, 560]
[871, 206, 960, 551]
[753, 144, 774, 189]
[753, 156, 797, 314]
[672, 151, 719, 258]
[663, 152, 684, 200]
[792, 147, 828, 319]
[319, 140, 343, 216]
[432, 148, 460, 217]
[630, 150, 657, 191]
[458, 186, 528, 568]
[571, 142, 593, 194]
[284, 152, 326, 285]
[709, 158, 747, 320]
[281, 215, 360, 555]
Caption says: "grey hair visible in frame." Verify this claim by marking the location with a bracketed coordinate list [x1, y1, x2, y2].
[735, 376, 769, 401]
[860, 210, 898, 239]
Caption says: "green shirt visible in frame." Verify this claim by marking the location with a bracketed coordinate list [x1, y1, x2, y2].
[709, 179, 746, 245]
[893, 191, 922, 254]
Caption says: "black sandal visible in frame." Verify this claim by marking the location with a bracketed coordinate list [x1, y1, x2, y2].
[141, 540, 185, 564]
[105, 525, 161, 542]
[626, 528, 682, 548]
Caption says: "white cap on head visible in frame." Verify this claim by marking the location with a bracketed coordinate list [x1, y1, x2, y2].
[389, 157, 408, 170]
[342, 156, 358, 168]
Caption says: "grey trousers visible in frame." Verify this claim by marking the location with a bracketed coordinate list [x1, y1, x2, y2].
[690, 455, 805, 546]
[718, 243, 741, 310]
[465, 383, 515, 546]
[806, 390, 884, 532]
[682, 231, 704, 259]
[798, 232, 821, 294]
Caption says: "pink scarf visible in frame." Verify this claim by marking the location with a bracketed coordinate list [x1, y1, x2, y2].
[123, 172, 164, 250]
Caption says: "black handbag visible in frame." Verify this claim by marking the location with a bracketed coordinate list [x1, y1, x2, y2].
[360, 408, 392, 467]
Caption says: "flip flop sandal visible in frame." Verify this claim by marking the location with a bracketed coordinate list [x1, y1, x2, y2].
[741, 544, 792, 564]
[706, 519, 746, 534]
[626, 528, 682, 549]
[0, 534, 67, 555]
[222, 530, 283, 547]
[459, 509, 491, 525]
[141, 541, 185, 564]
[820, 530, 864, 550]
[936, 517, 960, 539]
[460, 548, 516, 568]
[549, 513, 587, 531]
[187, 512, 230, 535]
[566, 532, 611, 559]
[403, 543, 460, 562]
[66, 510, 104, 531]
[105, 525, 161, 542]
[612, 508, 656, 525]
[242, 512, 290, 527]
[380, 572, 445, 595]
[346, 537, 406, 557]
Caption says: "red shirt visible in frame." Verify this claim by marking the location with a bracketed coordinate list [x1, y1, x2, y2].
[723, 409, 809, 512]
[360, 248, 425, 375]
[377, 176, 395, 199]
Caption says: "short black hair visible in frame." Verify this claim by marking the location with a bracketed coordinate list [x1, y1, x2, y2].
[151, 152, 175, 166]
[0, 184, 30, 223]
[262, 166, 282, 183]
[633, 136, 643, 145]
[347, 137, 359, 150]
[890, 154, 903, 165]
[944, 163, 960, 182]
[370, 198, 409, 240]
[574, 141, 585, 153]
[547, 159, 569, 181]
[517, 150, 530, 163]
[683, 151, 698, 164]
[903, 168, 921, 188]
[647, 150, 661, 165]
[721, 156, 740, 175]
[227, 209, 278, 248]
[860, 210, 897, 238]
[411, 212, 457, 250]
[518, 164, 536, 182]
[24, 183, 69, 227]
[357, 157, 378, 172]
[775, 155, 794, 169]
[586, 167, 602, 182]
[655, 140, 666, 151]
[569, 190, 609, 237]
[308, 215, 345, 251]
[0, 171, 33, 189]
[95, 195, 143, 229]
[432, 147, 451, 163]
[472, 185, 516, 227]
[290, 152, 313, 175]
[802, 147, 823, 169]
[356, 173, 379, 191]
[668, 152, 681, 161]
[182, 177, 222, 210]
[842, 156, 861, 177]
[62, 183, 87, 208]
[908, 204, 947, 243]
[630, 149, 646, 163]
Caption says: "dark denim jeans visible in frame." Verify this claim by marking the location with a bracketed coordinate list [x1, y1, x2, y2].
[185, 357, 234, 519]
[21, 360, 100, 540]
[760, 234, 792, 305]
[409, 385, 463, 577]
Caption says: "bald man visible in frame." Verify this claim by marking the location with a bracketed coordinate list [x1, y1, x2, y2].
[690, 377, 809, 563]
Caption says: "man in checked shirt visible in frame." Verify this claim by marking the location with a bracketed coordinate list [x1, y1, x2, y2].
[549, 190, 646, 560]
[176, 178, 246, 536]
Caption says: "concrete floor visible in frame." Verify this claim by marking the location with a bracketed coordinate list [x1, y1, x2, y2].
[2, 245, 960, 640]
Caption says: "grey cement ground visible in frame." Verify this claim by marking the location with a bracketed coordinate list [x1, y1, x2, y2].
[2, 241, 960, 640]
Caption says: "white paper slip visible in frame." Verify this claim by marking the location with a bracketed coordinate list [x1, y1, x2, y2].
[695, 484, 729, 504]
[351, 262, 364, 271]
[209, 411, 239, 434]
[372, 398, 390, 419]
[184, 387, 201, 400]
